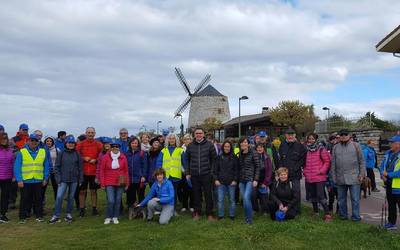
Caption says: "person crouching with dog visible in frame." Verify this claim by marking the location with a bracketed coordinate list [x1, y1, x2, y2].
[100, 140, 129, 225]
[380, 135, 400, 230]
[137, 168, 174, 225]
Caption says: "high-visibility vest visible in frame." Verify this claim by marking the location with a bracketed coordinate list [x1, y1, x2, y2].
[392, 158, 400, 192]
[161, 147, 183, 179]
[20, 148, 45, 181]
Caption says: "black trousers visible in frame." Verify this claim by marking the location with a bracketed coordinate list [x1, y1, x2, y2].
[126, 183, 145, 208]
[192, 174, 214, 216]
[290, 179, 301, 213]
[386, 183, 400, 225]
[268, 201, 297, 220]
[179, 179, 193, 209]
[252, 187, 268, 213]
[0, 179, 11, 215]
[366, 168, 377, 190]
[8, 180, 18, 206]
[19, 183, 43, 219]
[172, 180, 180, 210]
[328, 187, 338, 212]
[42, 173, 58, 201]
[309, 182, 329, 213]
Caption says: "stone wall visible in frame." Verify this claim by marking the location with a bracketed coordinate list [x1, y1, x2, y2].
[188, 95, 231, 128]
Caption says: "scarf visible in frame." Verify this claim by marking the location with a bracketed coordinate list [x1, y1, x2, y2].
[111, 152, 120, 169]
[306, 142, 320, 152]
[141, 143, 151, 152]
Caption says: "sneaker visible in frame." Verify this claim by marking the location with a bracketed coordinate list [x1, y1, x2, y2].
[154, 211, 161, 216]
[36, 217, 44, 223]
[92, 207, 99, 216]
[180, 208, 187, 212]
[384, 223, 397, 230]
[19, 219, 26, 224]
[189, 208, 194, 213]
[64, 214, 73, 222]
[79, 209, 85, 218]
[372, 188, 380, 192]
[112, 217, 119, 224]
[0, 215, 9, 223]
[48, 216, 60, 224]
[104, 218, 111, 225]
[324, 214, 333, 222]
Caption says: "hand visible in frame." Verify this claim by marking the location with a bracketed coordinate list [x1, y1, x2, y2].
[94, 178, 99, 184]
[261, 184, 267, 188]
[125, 185, 129, 191]
[101, 186, 105, 190]
[17, 181, 24, 188]
[252, 181, 258, 188]
[358, 176, 364, 183]
[42, 180, 48, 186]
[279, 203, 284, 210]
[215, 180, 221, 186]
[135, 204, 141, 208]
[151, 197, 160, 202]
[90, 159, 96, 164]
[282, 207, 288, 213]
[383, 171, 388, 177]
[83, 157, 91, 162]
[186, 175, 191, 180]
[231, 181, 237, 186]
[141, 177, 146, 183]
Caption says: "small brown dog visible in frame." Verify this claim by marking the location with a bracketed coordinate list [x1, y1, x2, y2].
[361, 177, 372, 198]
[128, 202, 147, 220]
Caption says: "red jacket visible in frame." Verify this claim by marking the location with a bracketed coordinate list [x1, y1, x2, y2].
[100, 152, 129, 188]
[76, 139, 103, 176]
[12, 133, 29, 150]
[303, 147, 331, 183]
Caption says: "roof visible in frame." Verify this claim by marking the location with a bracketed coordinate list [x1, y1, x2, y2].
[223, 112, 271, 126]
[376, 25, 400, 53]
[195, 85, 224, 97]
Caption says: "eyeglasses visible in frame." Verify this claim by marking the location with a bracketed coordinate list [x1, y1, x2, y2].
[340, 133, 349, 136]
[195, 132, 204, 135]
[30, 139, 39, 142]
[111, 145, 120, 148]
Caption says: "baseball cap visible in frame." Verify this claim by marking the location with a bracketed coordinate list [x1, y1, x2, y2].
[388, 135, 400, 143]
[19, 123, 29, 130]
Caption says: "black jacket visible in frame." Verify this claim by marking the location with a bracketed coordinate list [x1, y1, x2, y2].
[238, 149, 260, 182]
[214, 153, 239, 185]
[186, 139, 217, 176]
[278, 141, 306, 180]
[54, 149, 83, 184]
[270, 180, 299, 209]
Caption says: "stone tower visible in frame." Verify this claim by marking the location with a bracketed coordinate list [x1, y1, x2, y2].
[188, 85, 231, 128]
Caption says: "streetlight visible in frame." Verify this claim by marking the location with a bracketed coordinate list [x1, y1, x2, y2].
[157, 121, 162, 135]
[322, 107, 330, 131]
[238, 96, 249, 138]
[176, 114, 184, 138]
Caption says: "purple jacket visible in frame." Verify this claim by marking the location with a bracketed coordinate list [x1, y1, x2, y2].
[0, 148, 15, 180]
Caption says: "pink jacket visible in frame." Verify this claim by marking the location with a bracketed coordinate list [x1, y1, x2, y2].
[303, 147, 331, 183]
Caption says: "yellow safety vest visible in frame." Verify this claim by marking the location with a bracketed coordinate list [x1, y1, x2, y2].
[234, 147, 240, 156]
[161, 147, 183, 179]
[392, 159, 400, 190]
[20, 148, 45, 181]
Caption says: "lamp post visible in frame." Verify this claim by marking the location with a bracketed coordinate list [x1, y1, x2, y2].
[322, 107, 330, 131]
[176, 114, 184, 138]
[157, 121, 162, 135]
[238, 96, 249, 138]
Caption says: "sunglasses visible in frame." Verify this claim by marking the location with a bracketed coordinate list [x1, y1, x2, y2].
[340, 133, 349, 136]
[111, 145, 120, 148]
[30, 139, 39, 142]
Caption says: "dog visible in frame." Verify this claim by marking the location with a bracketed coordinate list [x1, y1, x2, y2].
[128, 203, 147, 220]
[361, 176, 372, 199]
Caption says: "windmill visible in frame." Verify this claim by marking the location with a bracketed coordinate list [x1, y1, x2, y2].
[174, 67, 211, 118]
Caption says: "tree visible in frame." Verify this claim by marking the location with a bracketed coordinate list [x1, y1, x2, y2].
[200, 117, 223, 134]
[270, 100, 318, 134]
[357, 112, 399, 131]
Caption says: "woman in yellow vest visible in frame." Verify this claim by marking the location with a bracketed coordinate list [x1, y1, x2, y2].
[156, 133, 184, 215]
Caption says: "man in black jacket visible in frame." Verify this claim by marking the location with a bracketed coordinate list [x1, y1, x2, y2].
[185, 128, 217, 221]
[278, 128, 306, 213]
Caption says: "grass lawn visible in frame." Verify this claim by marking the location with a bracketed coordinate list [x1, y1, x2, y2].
[0, 190, 399, 250]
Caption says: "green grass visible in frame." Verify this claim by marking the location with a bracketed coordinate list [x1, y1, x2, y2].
[0, 190, 399, 250]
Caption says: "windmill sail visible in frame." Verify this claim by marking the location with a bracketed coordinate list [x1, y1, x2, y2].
[174, 95, 191, 117]
[193, 74, 211, 94]
[175, 67, 192, 96]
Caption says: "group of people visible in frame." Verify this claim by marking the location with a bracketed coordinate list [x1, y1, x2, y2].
[0, 123, 399, 230]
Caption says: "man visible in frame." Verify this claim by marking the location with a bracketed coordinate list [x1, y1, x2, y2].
[55, 131, 67, 151]
[14, 134, 50, 223]
[380, 135, 400, 230]
[33, 130, 45, 148]
[185, 127, 217, 221]
[116, 128, 129, 154]
[362, 140, 379, 192]
[331, 129, 365, 221]
[278, 128, 306, 213]
[12, 123, 30, 150]
[76, 127, 103, 217]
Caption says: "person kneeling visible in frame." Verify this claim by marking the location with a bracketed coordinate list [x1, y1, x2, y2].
[268, 167, 299, 221]
[137, 168, 174, 225]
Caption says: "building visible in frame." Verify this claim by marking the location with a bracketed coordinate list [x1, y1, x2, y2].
[376, 25, 400, 54]
[223, 108, 287, 138]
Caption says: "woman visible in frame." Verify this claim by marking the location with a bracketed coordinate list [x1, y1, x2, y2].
[43, 136, 61, 201]
[141, 133, 151, 153]
[269, 167, 299, 221]
[156, 134, 184, 215]
[100, 141, 129, 225]
[214, 141, 238, 220]
[0, 133, 14, 222]
[238, 137, 260, 224]
[96, 137, 112, 182]
[137, 168, 174, 225]
[179, 133, 194, 212]
[126, 137, 148, 208]
[303, 133, 332, 221]
[147, 137, 162, 187]
[49, 136, 83, 223]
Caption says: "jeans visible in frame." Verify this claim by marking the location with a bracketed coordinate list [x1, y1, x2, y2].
[217, 184, 236, 218]
[239, 182, 253, 223]
[54, 182, 78, 217]
[337, 184, 361, 221]
[147, 199, 174, 225]
[106, 186, 124, 218]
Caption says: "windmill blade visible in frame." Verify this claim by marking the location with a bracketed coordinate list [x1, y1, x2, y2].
[174, 96, 191, 117]
[175, 67, 192, 96]
[193, 74, 211, 94]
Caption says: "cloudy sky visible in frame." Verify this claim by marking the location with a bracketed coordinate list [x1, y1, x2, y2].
[1, 0, 399, 137]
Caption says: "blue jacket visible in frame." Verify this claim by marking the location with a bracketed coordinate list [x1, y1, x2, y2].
[139, 178, 175, 206]
[148, 150, 161, 183]
[116, 138, 129, 154]
[361, 144, 376, 169]
[380, 150, 400, 179]
[126, 150, 148, 184]
[55, 139, 65, 151]
[14, 145, 51, 183]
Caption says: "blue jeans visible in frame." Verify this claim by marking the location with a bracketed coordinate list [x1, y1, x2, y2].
[217, 184, 236, 218]
[337, 184, 361, 221]
[54, 182, 78, 217]
[239, 182, 253, 223]
[106, 186, 124, 218]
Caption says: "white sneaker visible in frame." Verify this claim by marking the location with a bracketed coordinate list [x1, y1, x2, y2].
[180, 208, 187, 212]
[104, 218, 111, 225]
[189, 208, 195, 212]
[112, 217, 119, 224]
[154, 211, 161, 215]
